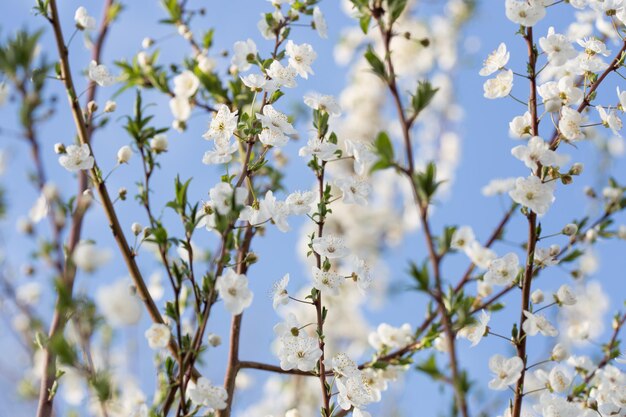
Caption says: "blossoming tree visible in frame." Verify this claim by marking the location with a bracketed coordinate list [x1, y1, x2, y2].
[0, 0, 625, 416]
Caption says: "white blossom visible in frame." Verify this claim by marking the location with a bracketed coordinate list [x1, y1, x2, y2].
[285, 191, 315, 215]
[188, 377, 228, 411]
[479, 43, 509, 76]
[88, 61, 117, 87]
[202, 104, 238, 142]
[488, 354, 524, 390]
[266, 60, 297, 88]
[335, 176, 371, 205]
[58, 144, 94, 172]
[458, 310, 491, 347]
[172, 70, 200, 98]
[596, 106, 622, 136]
[299, 137, 339, 161]
[271, 273, 289, 310]
[144, 323, 171, 349]
[231, 39, 257, 72]
[368, 323, 413, 350]
[451, 226, 476, 250]
[169, 96, 191, 121]
[311, 266, 343, 296]
[277, 333, 322, 372]
[509, 176, 556, 215]
[344, 139, 376, 175]
[556, 284, 577, 305]
[313, 6, 328, 38]
[312, 235, 349, 259]
[505, 0, 546, 27]
[511, 136, 567, 171]
[74, 7, 96, 31]
[483, 69, 513, 99]
[538, 76, 583, 113]
[96, 279, 142, 327]
[509, 112, 533, 138]
[209, 182, 248, 215]
[72, 241, 112, 273]
[522, 310, 558, 337]
[484, 252, 519, 286]
[257, 104, 297, 147]
[303, 92, 341, 116]
[539, 27, 576, 66]
[215, 268, 254, 315]
[285, 40, 317, 79]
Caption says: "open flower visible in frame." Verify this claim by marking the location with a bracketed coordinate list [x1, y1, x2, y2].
[271, 274, 289, 310]
[457, 310, 491, 347]
[215, 268, 254, 315]
[188, 378, 228, 411]
[144, 323, 171, 349]
[312, 235, 349, 259]
[88, 61, 117, 87]
[488, 354, 524, 390]
[479, 43, 509, 76]
[522, 310, 558, 337]
[58, 144, 94, 172]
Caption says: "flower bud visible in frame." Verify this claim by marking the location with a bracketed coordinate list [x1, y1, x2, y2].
[172, 120, 185, 132]
[43, 183, 59, 201]
[117, 145, 132, 164]
[618, 225, 626, 240]
[104, 100, 117, 113]
[16, 217, 33, 235]
[562, 223, 578, 236]
[137, 51, 150, 68]
[81, 189, 94, 208]
[549, 244, 560, 257]
[54, 143, 66, 154]
[141, 37, 154, 49]
[551, 343, 568, 361]
[21, 264, 35, 276]
[118, 187, 127, 201]
[531, 289, 544, 304]
[87, 100, 98, 114]
[150, 134, 168, 153]
[585, 228, 598, 243]
[584, 186, 596, 198]
[207, 333, 221, 347]
[54, 209, 66, 228]
[569, 163, 584, 175]
[131, 222, 142, 236]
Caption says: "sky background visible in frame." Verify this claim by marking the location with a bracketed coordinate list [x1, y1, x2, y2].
[1, 0, 625, 416]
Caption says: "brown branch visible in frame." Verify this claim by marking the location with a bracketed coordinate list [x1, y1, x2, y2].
[512, 27, 540, 417]
[38, 3, 193, 416]
[373, 12, 469, 417]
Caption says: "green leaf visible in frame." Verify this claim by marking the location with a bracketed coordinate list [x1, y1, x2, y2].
[364, 46, 387, 81]
[388, 0, 408, 23]
[411, 81, 439, 118]
[413, 162, 444, 203]
[374, 131, 394, 161]
[416, 354, 442, 379]
[408, 261, 430, 292]
[359, 14, 371, 34]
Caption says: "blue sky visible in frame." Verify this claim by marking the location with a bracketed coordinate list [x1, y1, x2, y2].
[1, 0, 625, 415]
